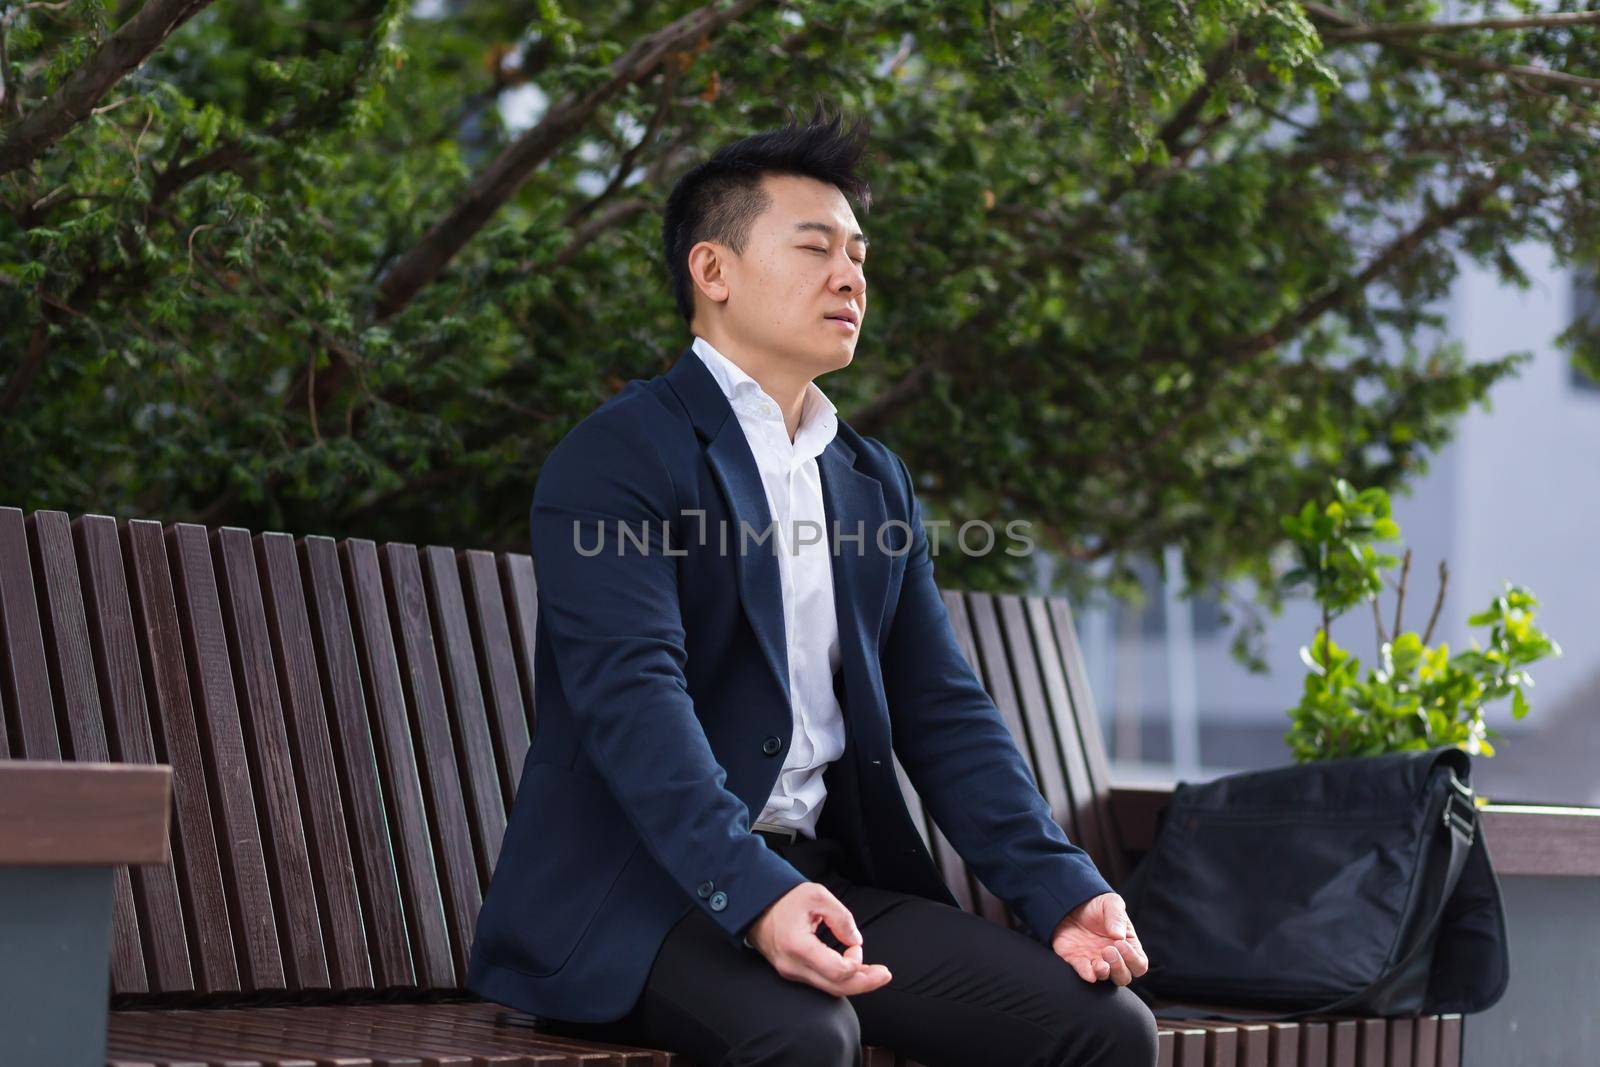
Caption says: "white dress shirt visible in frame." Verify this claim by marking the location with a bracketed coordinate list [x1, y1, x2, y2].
[693, 335, 846, 841]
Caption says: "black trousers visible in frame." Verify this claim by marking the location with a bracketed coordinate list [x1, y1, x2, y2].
[539, 834, 1158, 1067]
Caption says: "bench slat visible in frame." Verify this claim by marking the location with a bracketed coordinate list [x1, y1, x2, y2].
[249, 534, 374, 991]
[462, 550, 531, 814]
[76, 513, 200, 992]
[210, 525, 334, 990]
[1043, 596, 1128, 887]
[251, 530, 374, 990]
[421, 544, 508, 887]
[911, 590, 979, 914]
[340, 538, 456, 988]
[951, 591, 1026, 926]
[23, 509, 149, 993]
[0, 507, 61, 760]
[378, 542, 483, 980]
[497, 554, 542, 782]
[163, 521, 285, 991]
[299, 535, 416, 989]
[1023, 594, 1121, 881]
[123, 516, 252, 992]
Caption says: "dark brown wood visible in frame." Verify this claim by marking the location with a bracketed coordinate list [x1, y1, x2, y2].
[1437, 1015, 1462, 1067]
[1412, 1015, 1437, 1066]
[1357, 1019, 1387, 1066]
[1044, 596, 1128, 886]
[379, 541, 483, 977]
[420, 544, 508, 886]
[18, 508, 150, 993]
[1386, 1017, 1413, 1067]
[1025, 594, 1124, 881]
[123, 517, 243, 993]
[299, 534, 416, 989]
[1328, 1018, 1358, 1067]
[993, 595, 1076, 832]
[340, 537, 457, 988]
[1298, 1020, 1329, 1067]
[1155, 1026, 1176, 1067]
[0, 759, 171, 864]
[1169, 1026, 1208, 1066]
[211, 524, 332, 991]
[253, 530, 373, 990]
[74, 512, 197, 992]
[1480, 805, 1600, 876]
[498, 553, 542, 749]
[461, 549, 530, 812]
[1265, 1021, 1300, 1067]
[908, 588, 979, 915]
[0, 507, 61, 759]
[954, 592, 1032, 926]
[163, 521, 285, 991]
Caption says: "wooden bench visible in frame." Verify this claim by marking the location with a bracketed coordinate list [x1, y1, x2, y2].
[0, 504, 1463, 1066]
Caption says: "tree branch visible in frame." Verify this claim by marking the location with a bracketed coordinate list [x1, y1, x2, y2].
[1306, 3, 1600, 93]
[0, 0, 218, 177]
[373, 0, 773, 321]
[1319, 10, 1600, 43]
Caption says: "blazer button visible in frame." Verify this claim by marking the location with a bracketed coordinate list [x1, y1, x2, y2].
[709, 890, 729, 912]
[762, 736, 783, 756]
[697, 880, 715, 899]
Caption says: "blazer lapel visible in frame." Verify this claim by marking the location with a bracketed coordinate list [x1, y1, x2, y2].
[818, 437, 891, 738]
[706, 421, 791, 706]
[666, 346, 790, 706]
[665, 344, 894, 728]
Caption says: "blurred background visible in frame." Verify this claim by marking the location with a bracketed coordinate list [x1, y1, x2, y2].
[4, 1, 1597, 804]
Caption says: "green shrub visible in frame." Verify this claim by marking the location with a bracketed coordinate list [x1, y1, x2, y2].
[1279, 478, 1560, 762]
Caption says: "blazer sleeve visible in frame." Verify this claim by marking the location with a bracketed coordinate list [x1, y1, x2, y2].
[530, 410, 807, 944]
[877, 448, 1114, 944]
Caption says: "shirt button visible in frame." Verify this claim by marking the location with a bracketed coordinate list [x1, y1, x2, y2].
[762, 736, 783, 756]
[697, 880, 715, 899]
[709, 891, 729, 912]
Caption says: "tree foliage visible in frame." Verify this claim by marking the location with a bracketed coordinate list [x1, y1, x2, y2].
[4, 1, 1598, 667]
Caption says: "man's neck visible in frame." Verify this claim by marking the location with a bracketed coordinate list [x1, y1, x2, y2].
[697, 330, 813, 441]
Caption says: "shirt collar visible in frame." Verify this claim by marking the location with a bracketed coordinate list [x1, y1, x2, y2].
[691, 335, 838, 458]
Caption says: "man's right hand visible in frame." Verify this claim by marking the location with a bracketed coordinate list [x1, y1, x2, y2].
[744, 882, 893, 996]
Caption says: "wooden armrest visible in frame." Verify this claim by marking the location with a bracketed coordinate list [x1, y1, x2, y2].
[0, 760, 171, 866]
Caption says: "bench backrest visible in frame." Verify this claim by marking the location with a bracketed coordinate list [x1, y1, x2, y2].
[0, 506, 1125, 1003]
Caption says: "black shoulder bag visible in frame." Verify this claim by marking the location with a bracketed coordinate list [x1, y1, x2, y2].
[1119, 746, 1510, 1021]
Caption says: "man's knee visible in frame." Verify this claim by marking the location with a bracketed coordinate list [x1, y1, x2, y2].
[1073, 986, 1159, 1067]
[723, 995, 862, 1067]
[1027, 984, 1157, 1067]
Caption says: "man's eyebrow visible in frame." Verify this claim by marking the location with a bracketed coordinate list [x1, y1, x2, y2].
[794, 221, 869, 248]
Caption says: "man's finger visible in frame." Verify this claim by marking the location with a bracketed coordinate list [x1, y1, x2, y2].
[1103, 945, 1133, 986]
[1113, 938, 1148, 977]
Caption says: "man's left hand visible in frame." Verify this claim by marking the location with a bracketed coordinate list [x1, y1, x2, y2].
[1050, 892, 1149, 986]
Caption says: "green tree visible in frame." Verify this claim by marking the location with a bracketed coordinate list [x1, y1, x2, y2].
[4, 2, 1599, 667]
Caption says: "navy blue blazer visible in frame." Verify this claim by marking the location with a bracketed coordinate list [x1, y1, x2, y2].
[467, 344, 1114, 1022]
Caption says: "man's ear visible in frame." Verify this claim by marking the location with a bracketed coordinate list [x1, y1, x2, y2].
[687, 242, 731, 307]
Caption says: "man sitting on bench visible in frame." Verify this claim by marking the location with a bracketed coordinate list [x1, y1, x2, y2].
[468, 102, 1156, 1067]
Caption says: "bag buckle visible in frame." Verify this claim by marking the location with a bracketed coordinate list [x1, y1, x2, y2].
[1442, 772, 1477, 842]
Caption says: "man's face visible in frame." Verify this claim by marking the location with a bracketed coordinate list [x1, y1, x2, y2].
[690, 173, 867, 377]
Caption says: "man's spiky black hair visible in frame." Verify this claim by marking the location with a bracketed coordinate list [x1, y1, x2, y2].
[661, 99, 872, 327]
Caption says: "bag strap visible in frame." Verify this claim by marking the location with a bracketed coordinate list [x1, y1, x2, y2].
[1145, 774, 1477, 1024]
